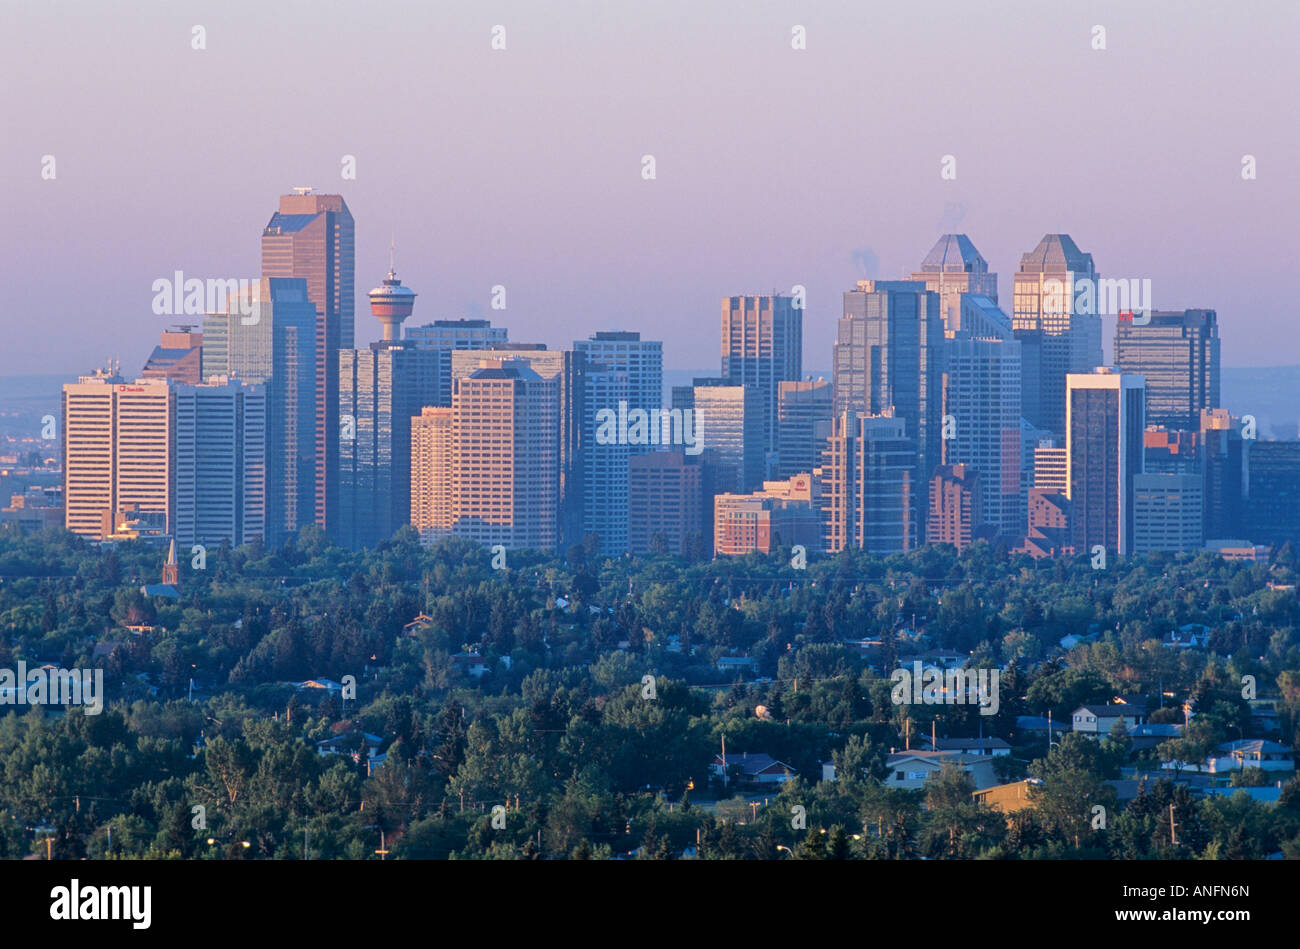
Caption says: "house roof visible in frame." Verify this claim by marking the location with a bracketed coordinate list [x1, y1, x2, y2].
[1216, 739, 1291, 755]
[928, 737, 1011, 752]
[1074, 704, 1138, 718]
[712, 752, 795, 776]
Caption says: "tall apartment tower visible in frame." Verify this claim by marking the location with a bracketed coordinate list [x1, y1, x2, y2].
[1114, 309, 1220, 430]
[776, 379, 834, 479]
[1013, 234, 1102, 436]
[450, 359, 560, 551]
[173, 378, 267, 548]
[834, 280, 942, 541]
[62, 369, 173, 540]
[1065, 369, 1146, 557]
[205, 278, 317, 545]
[411, 407, 453, 545]
[941, 294, 1022, 538]
[909, 234, 999, 332]
[405, 319, 509, 405]
[822, 412, 916, 555]
[720, 295, 802, 461]
[261, 190, 355, 535]
[338, 342, 440, 549]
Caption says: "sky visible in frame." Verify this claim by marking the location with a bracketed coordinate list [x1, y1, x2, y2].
[2, 0, 1297, 378]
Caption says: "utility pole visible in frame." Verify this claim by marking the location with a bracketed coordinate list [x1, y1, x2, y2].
[1169, 804, 1178, 847]
[375, 829, 389, 860]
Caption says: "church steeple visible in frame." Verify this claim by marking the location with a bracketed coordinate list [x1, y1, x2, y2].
[162, 539, 179, 586]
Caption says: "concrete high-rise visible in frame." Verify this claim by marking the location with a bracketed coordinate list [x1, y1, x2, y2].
[834, 280, 943, 540]
[449, 359, 560, 551]
[174, 378, 267, 548]
[451, 344, 586, 546]
[1132, 473, 1203, 554]
[1013, 235, 1102, 436]
[261, 190, 355, 535]
[909, 234, 999, 332]
[720, 296, 802, 462]
[927, 463, 983, 551]
[62, 369, 173, 540]
[411, 407, 453, 545]
[1114, 309, 1220, 430]
[628, 449, 706, 557]
[205, 278, 317, 544]
[1066, 369, 1145, 557]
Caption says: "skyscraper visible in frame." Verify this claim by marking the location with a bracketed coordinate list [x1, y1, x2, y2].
[405, 319, 509, 405]
[628, 450, 707, 557]
[206, 278, 317, 544]
[1013, 234, 1102, 436]
[909, 234, 999, 332]
[1132, 473, 1203, 554]
[142, 326, 203, 384]
[834, 280, 942, 540]
[673, 378, 763, 492]
[574, 331, 663, 554]
[173, 378, 267, 548]
[261, 190, 355, 535]
[581, 369, 632, 554]
[62, 369, 173, 540]
[1201, 409, 1246, 540]
[823, 412, 916, 554]
[941, 294, 1022, 537]
[338, 342, 440, 549]
[775, 380, 834, 479]
[1066, 369, 1145, 557]
[1114, 309, 1220, 430]
[410, 406, 453, 545]
[720, 296, 801, 462]
[450, 344, 586, 546]
[450, 359, 560, 551]
[1243, 440, 1300, 548]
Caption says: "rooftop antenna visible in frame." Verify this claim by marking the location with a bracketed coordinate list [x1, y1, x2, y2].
[389, 232, 396, 274]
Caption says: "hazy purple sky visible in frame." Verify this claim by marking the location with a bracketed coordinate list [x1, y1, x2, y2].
[3, 0, 1296, 377]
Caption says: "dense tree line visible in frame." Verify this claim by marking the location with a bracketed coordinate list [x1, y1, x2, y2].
[1, 524, 1299, 859]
